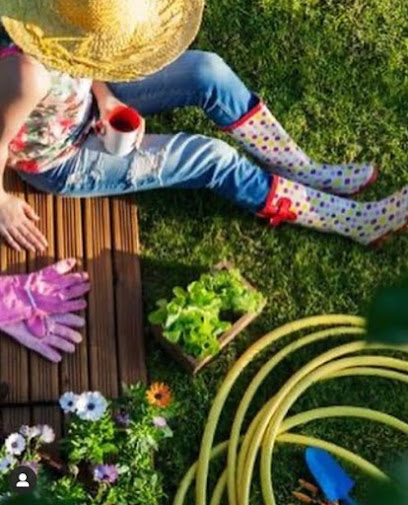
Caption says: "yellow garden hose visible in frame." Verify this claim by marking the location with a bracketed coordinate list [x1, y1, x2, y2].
[174, 366, 408, 505]
[196, 315, 365, 505]
[281, 406, 408, 434]
[228, 326, 365, 505]
[237, 341, 370, 502]
[173, 315, 408, 505]
[210, 470, 227, 505]
[210, 405, 405, 505]
[325, 367, 408, 383]
[260, 355, 408, 505]
[174, 441, 230, 505]
[277, 433, 389, 480]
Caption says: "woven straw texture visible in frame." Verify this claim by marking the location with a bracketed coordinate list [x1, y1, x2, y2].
[0, 0, 204, 81]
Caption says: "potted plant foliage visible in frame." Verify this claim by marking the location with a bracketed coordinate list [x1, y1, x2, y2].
[0, 382, 175, 505]
[149, 263, 266, 374]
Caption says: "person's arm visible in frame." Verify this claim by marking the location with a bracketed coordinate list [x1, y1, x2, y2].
[0, 54, 50, 252]
[91, 81, 120, 116]
[92, 81, 145, 147]
[0, 145, 8, 193]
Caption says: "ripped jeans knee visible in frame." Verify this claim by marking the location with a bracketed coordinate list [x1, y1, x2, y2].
[55, 134, 171, 197]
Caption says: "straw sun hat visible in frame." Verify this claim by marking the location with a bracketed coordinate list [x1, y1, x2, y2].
[0, 0, 205, 81]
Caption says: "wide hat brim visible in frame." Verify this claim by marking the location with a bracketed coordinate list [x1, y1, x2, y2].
[0, 0, 205, 82]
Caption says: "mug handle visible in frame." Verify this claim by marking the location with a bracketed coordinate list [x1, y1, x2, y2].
[94, 120, 107, 137]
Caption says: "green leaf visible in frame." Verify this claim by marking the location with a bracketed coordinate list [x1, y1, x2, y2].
[156, 298, 168, 308]
[368, 460, 408, 505]
[148, 306, 167, 325]
[367, 281, 408, 344]
[100, 442, 118, 455]
[173, 287, 187, 298]
[163, 328, 181, 343]
[149, 268, 264, 358]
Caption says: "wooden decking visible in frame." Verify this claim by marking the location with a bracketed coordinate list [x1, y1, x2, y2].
[0, 172, 146, 437]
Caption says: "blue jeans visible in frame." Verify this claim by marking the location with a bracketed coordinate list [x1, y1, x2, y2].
[20, 51, 271, 213]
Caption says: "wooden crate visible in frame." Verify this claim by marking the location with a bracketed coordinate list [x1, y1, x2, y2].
[152, 262, 265, 375]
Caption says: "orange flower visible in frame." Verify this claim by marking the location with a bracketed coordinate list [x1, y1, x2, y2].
[146, 382, 172, 408]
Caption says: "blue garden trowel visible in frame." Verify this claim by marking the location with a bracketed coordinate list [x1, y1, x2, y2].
[305, 448, 361, 505]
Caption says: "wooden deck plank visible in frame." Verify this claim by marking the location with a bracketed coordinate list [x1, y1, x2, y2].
[1, 187, 146, 437]
[0, 408, 31, 436]
[84, 198, 119, 397]
[112, 197, 147, 386]
[26, 189, 61, 435]
[56, 197, 89, 396]
[0, 172, 30, 434]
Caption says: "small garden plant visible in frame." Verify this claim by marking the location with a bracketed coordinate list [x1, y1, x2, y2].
[149, 268, 265, 359]
[0, 382, 175, 505]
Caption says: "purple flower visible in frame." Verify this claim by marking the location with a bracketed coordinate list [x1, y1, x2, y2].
[115, 411, 131, 427]
[93, 464, 119, 484]
[152, 416, 168, 429]
[22, 461, 39, 475]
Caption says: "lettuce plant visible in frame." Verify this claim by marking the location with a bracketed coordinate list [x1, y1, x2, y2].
[149, 268, 265, 359]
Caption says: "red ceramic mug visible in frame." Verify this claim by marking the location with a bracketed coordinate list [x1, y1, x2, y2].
[99, 106, 142, 156]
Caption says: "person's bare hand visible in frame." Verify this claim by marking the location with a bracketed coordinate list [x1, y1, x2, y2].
[0, 192, 48, 252]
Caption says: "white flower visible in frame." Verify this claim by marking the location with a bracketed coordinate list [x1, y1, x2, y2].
[39, 425, 55, 444]
[0, 456, 16, 474]
[30, 426, 42, 438]
[19, 426, 41, 439]
[5, 434, 26, 456]
[59, 392, 79, 414]
[152, 416, 168, 429]
[18, 426, 30, 437]
[76, 392, 108, 422]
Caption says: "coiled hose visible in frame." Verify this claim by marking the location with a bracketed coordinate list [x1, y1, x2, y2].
[173, 315, 408, 505]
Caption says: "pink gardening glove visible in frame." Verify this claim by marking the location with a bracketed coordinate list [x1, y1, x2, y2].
[0, 313, 85, 363]
[0, 259, 90, 334]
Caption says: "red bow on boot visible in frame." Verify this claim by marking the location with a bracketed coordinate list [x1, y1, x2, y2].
[258, 197, 297, 227]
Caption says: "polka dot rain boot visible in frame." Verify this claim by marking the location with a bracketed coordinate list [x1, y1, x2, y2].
[224, 101, 378, 196]
[258, 176, 408, 246]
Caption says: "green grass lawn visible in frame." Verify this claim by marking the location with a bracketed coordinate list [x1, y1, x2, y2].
[139, 0, 408, 503]
[2, 1, 408, 502]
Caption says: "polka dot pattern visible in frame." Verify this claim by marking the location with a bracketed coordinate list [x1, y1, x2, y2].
[264, 176, 408, 245]
[230, 102, 377, 195]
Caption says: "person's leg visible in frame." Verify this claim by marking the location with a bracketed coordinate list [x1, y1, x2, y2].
[258, 175, 407, 246]
[19, 132, 270, 212]
[109, 50, 376, 195]
[19, 134, 407, 246]
[109, 50, 257, 127]
[223, 102, 378, 196]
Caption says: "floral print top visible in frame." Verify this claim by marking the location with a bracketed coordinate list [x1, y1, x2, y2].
[0, 45, 94, 174]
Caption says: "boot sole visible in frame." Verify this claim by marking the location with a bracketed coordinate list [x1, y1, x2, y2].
[321, 165, 379, 197]
[335, 165, 379, 197]
[351, 165, 379, 195]
[369, 218, 408, 249]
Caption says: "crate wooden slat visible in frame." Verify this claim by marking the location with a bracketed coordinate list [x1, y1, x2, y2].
[0, 173, 146, 437]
